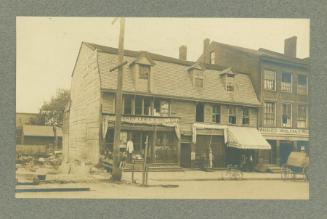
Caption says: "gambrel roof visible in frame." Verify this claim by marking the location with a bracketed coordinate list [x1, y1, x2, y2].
[83, 42, 261, 106]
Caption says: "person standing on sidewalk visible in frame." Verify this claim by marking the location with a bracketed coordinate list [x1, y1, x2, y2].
[126, 138, 134, 163]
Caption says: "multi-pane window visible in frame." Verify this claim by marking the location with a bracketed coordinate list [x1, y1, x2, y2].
[196, 103, 205, 122]
[282, 103, 292, 128]
[297, 75, 308, 95]
[143, 97, 152, 115]
[264, 102, 275, 126]
[264, 70, 276, 91]
[297, 105, 307, 128]
[123, 95, 132, 114]
[139, 65, 150, 79]
[212, 104, 221, 123]
[226, 74, 235, 92]
[194, 77, 204, 88]
[228, 106, 236, 125]
[210, 51, 215, 64]
[135, 96, 143, 115]
[281, 72, 292, 92]
[242, 107, 249, 125]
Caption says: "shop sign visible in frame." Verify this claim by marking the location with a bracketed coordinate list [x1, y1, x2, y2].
[105, 115, 179, 125]
[259, 127, 309, 136]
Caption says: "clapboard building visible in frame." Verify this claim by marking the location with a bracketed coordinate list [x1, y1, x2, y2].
[204, 36, 310, 166]
[64, 42, 271, 167]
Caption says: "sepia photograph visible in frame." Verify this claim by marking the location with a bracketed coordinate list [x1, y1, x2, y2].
[16, 17, 310, 199]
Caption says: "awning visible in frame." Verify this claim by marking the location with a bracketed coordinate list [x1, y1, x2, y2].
[226, 126, 271, 150]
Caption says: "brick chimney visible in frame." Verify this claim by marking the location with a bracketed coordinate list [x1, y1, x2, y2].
[284, 36, 297, 58]
[203, 38, 210, 64]
[179, 45, 187, 61]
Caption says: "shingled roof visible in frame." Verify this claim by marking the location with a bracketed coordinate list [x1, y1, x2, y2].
[84, 42, 260, 106]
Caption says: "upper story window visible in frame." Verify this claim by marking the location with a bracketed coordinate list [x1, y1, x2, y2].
[282, 103, 292, 128]
[139, 64, 150, 79]
[281, 72, 292, 93]
[297, 75, 308, 95]
[123, 95, 132, 115]
[154, 99, 170, 117]
[212, 104, 221, 123]
[228, 106, 236, 125]
[226, 74, 235, 92]
[264, 70, 276, 91]
[297, 104, 307, 128]
[210, 51, 215, 64]
[196, 103, 204, 122]
[242, 107, 249, 125]
[194, 77, 204, 88]
[264, 102, 276, 126]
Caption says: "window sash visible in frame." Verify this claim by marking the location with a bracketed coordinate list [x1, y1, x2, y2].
[228, 106, 236, 124]
[264, 70, 276, 90]
[264, 102, 275, 125]
[212, 105, 221, 123]
[297, 105, 307, 128]
[297, 75, 307, 95]
[139, 65, 150, 79]
[281, 72, 292, 92]
[282, 104, 292, 127]
[242, 108, 249, 125]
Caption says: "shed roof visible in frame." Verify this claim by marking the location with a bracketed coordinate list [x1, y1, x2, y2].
[22, 125, 63, 137]
[84, 42, 260, 106]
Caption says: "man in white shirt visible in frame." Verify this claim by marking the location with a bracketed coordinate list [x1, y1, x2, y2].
[126, 138, 134, 162]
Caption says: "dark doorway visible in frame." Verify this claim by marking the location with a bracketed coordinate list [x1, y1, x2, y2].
[196, 103, 204, 122]
[280, 141, 293, 165]
[180, 143, 191, 168]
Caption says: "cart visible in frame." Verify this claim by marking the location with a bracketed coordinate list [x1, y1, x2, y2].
[281, 151, 309, 181]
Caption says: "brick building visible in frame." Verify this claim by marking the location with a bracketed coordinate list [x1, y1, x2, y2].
[63, 42, 271, 167]
[204, 36, 309, 166]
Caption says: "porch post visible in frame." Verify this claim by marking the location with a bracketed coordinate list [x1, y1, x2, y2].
[276, 140, 280, 166]
[152, 125, 157, 163]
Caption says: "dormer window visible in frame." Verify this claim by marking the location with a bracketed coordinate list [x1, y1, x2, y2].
[139, 64, 150, 79]
[221, 68, 236, 92]
[187, 63, 205, 89]
[226, 73, 235, 92]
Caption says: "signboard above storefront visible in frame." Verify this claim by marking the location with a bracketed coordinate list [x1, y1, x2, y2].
[104, 115, 180, 126]
[259, 127, 309, 140]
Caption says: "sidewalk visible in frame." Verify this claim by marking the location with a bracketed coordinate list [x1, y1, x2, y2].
[121, 169, 305, 186]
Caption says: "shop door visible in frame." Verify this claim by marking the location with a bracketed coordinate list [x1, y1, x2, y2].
[180, 143, 191, 168]
[211, 136, 225, 168]
[280, 141, 293, 165]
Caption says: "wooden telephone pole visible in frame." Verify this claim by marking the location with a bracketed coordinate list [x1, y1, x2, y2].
[111, 17, 126, 181]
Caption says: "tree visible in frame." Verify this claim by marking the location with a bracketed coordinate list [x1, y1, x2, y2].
[29, 89, 70, 127]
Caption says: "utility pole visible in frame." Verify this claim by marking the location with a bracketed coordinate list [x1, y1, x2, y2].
[111, 17, 126, 181]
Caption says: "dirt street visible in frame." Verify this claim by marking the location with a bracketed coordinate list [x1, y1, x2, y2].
[16, 179, 308, 199]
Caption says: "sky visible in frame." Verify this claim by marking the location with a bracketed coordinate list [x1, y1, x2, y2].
[16, 17, 309, 113]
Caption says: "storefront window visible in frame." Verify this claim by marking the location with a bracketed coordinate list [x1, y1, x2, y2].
[155, 132, 177, 163]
